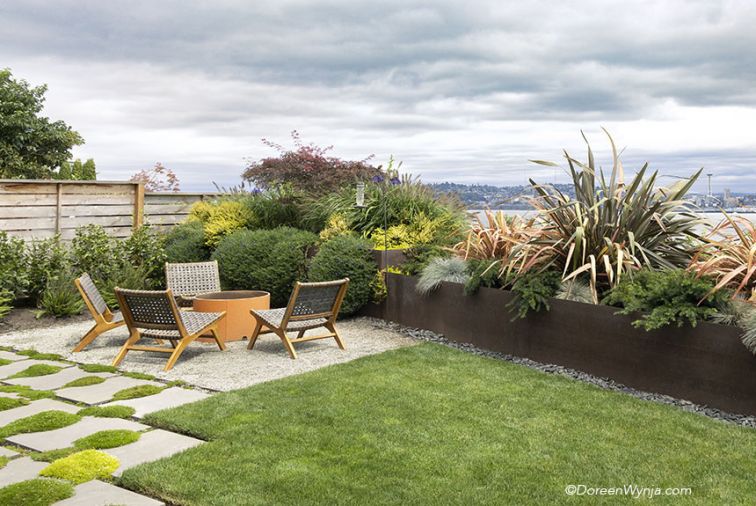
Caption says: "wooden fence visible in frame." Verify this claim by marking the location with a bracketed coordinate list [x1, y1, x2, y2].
[0, 180, 219, 240]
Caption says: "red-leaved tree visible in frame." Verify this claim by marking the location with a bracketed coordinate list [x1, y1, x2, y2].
[130, 163, 180, 192]
[242, 131, 382, 195]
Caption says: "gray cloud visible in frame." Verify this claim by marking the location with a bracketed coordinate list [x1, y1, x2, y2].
[1, 0, 755, 191]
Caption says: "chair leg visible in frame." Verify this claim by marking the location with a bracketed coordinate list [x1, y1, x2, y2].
[72, 323, 103, 353]
[112, 329, 141, 367]
[326, 322, 346, 350]
[164, 337, 194, 371]
[247, 319, 264, 350]
[210, 327, 226, 351]
[275, 328, 298, 359]
[296, 330, 306, 339]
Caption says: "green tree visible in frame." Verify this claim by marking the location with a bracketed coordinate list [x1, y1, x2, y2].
[81, 158, 96, 180]
[71, 159, 83, 179]
[0, 68, 83, 179]
[57, 160, 72, 180]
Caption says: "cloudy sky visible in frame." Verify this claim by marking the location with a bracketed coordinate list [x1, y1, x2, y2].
[2, 0, 755, 191]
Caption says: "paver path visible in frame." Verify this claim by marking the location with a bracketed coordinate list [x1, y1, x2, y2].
[8, 416, 150, 452]
[0, 349, 212, 505]
[0, 350, 26, 361]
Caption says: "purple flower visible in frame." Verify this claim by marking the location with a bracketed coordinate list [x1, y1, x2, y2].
[371, 175, 384, 183]
[389, 177, 401, 186]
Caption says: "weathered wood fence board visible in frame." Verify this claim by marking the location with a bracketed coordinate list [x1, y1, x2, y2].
[0, 180, 219, 240]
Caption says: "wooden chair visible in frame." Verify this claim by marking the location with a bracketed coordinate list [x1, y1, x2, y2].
[113, 287, 227, 371]
[72, 273, 126, 352]
[247, 279, 349, 359]
[165, 261, 221, 307]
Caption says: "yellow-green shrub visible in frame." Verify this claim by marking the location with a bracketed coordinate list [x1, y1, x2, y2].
[40, 450, 119, 484]
[319, 213, 352, 241]
[189, 200, 254, 247]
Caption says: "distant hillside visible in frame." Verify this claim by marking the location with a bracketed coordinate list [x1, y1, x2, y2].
[429, 182, 575, 209]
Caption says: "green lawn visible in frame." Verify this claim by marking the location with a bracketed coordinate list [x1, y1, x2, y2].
[120, 343, 756, 505]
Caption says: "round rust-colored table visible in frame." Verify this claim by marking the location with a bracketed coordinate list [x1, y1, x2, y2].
[193, 290, 270, 342]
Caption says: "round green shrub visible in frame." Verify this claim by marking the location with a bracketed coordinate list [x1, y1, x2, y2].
[0, 410, 81, 438]
[164, 221, 210, 263]
[62, 376, 106, 388]
[40, 449, 119, 484]
[0, 478, 74, 505]
[74, 429, 141, 450]
[213, 227, 318, 306]
[308, 235, 377, 315]
[78, 405, 136, 419]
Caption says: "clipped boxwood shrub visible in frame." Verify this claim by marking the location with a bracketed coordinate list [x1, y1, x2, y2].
[163, 221, 210, 263]
[74, 429, 140, 450]
[308, 235, 377, 315]
[0, 478, 74, 505]
[213, 227, 318, 306]
[40, 449, 119, 484]
[78, 405, 136, 419]
[0, 410, 81, 438]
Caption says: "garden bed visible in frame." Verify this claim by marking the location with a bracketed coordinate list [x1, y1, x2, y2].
[361, 273, 756, 416]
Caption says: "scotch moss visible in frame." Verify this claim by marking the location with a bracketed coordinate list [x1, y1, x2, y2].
[0, 385, 55, 400]
[40, 449, 119, 484]
[111, 385, 164, 401]
[0, 410, 81, 438]
[0, 478, 74, 505]
[78, 364, 117, 374]
[77, 405, 136, 419]
[0, 358, 12, 367]
[74, 429, 140, 450]
[16, 350, 66, 361]
[62, 376, 105, 389]
[0, 455, 8, 469]
[30, 447, 78, 463]
[8, 364, 62, 379]
[0, 397, 28, 411]
[122, 371, 157, 381]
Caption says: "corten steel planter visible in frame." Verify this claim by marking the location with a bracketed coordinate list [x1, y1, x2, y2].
[193, 290, 270, 342]
[372, 249, 408, 270]
[361, 273, 756, 416]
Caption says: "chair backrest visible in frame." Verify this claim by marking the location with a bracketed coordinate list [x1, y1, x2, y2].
[115, 288, 184, 332]
[75, 273, 109, 317]
[165, 261, 221, 298]
[283, 279, 350, 323]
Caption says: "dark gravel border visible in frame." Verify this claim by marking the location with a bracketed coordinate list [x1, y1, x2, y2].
[368, 318, 756, 429]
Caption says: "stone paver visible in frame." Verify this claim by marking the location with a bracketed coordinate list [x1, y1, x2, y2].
[5, 367, 115, 390]
[0, 392, 20, 399]
[108, 429, 204, 476]
[8, 416, 150, 452]
[0, 351, 27, 362]
[0, 446, 18, 457]
[0, 359, 72, 379]
[0, 457, 46, 487]
[0, 398, 80, 427]
[55, 480, 164, 506]
[4, 366, 114, 390]
[105, 387, 210, 418]
[56, 376, 163, 405]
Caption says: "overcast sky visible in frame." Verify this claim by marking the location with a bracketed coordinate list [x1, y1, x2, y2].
[2, 0, 755, 191]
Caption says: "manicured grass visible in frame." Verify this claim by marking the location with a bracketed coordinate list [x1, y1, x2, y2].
[121, 343, 756, 505]
[0, 385, 54, 400]
[0, 397, 28, 411]
[62, 376, 105, 388]
[8, 364, 62, 379]
[74, 429, 140, 450]
[78, 364, 117, 374]
[111, 385, 164, 401]
[0, 478, 74, 505]
[40, 449, 119, 484]
[0, 411, 81, 438]
[78, 405, 135, 419]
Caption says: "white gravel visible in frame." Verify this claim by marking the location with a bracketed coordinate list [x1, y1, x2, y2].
[0, 317, 416, 391]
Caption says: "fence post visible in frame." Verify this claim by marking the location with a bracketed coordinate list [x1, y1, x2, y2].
[55, 183, 63, 234]
[133, 182, 145, 230]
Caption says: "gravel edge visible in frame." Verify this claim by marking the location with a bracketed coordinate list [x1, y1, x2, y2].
[367, 318, 756, 429]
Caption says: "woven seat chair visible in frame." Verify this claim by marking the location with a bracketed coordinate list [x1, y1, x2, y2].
[113, 287, 227, 371]
[165, 261, 221, 307]
[72, 273, 126, 352]
[247, 278, 349, 359]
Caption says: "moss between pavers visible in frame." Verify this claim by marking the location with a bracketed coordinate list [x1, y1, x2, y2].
[78, 364, 117, 374]
[77, 405, 135, 419]
[0, 410, 81, 438]
[122, 371, 157, 381]
[8, 364, 62, 379]
[40, 449, 119, 484]
[0, 455, 8, 469]
[62, 376, 106, 389]
[74, 429, 140, 450]
[0, 397, 28, 411]
[111, 385, 165, 401]
[0, 358, 12, 367]
[15, 350, 66, 362]
[0, 385, 55, 401]
[0, 478, 74, 505]
[30, 447, 78, 463]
